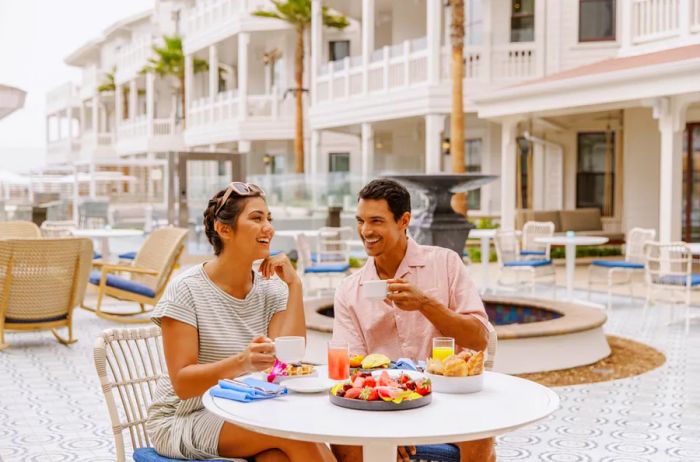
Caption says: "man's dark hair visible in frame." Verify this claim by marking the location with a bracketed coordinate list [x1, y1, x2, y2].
[358, 178, 411, 221]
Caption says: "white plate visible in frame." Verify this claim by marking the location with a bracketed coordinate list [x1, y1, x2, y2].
[256, 368, 318, 384]
[280, 377, 335, 393]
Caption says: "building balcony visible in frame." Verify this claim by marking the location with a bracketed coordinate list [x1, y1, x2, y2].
[115, 115, 185, 155]
[623, 0, 700, 52]
[46, 83, 81, 114]
[183, 0, 289, 53]
[311, 37, 538, 128]
[184, 89, 295, 146]
[79, 67, 100, 100]
[115, 36, 154, 85]
[47, 138, 81, 165]
[81, 131, 116, 158]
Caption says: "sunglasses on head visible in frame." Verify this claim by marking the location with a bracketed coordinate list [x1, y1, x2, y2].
[214, 182, 265, 217]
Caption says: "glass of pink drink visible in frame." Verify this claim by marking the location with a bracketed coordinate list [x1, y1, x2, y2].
[327, 341, 350, 380]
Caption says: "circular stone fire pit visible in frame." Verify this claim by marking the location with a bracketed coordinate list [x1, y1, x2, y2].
[306, 294, 610, 375]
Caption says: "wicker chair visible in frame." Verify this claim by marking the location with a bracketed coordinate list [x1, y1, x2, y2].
[84, 227, 189, 323]
[0, 237, 93, 350]
[520, 221, 555, 259]
[296, 232, 350, 296]
[493, 230, 555, 292]
[0, 220, 41, 238]
[94, 327, 231, 462]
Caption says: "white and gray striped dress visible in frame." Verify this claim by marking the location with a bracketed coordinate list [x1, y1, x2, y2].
[146, 263, 288, 460]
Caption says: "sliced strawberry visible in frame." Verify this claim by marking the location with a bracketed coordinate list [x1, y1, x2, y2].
[344, 387, 364, 399]
[352, 377, 366, 388]
[415, 378, 432, 396]
[359, 387, 379, 401]
[378, 371, 392, 387]
[363, 377, 377, 388]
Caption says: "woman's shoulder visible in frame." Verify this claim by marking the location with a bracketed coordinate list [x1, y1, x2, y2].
[255, 273, 289, 296]
[163, 265, 208, 300]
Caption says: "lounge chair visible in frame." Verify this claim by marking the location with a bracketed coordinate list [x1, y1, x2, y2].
[0, 220, 41, 238]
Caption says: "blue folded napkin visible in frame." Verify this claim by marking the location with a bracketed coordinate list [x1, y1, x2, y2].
[394, 358, 418, 371]
[209, 377, 287, 403]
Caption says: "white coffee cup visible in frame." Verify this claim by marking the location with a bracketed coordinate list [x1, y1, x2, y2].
[361, 280, 388, 300]
[274, 336, 306, 364]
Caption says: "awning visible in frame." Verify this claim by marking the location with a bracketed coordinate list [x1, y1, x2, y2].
[475, 45, 700, 119]
[0, 84, 26, 120]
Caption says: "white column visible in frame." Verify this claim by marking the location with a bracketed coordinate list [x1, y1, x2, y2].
[238, 33, 250, 120]
[500, 118, 519, 231]
[185, 54, 193, 122]
[425, 114, 445, 173]
[89, 161, 96, 199]
[209, 45, 219, 126]
[311, 0, 322, 106]
[68, 107, 75, 141]
[426, 0, 441, 84]
[146, 72, 155, 137]
[79, 102, 86, 136]
[361, 122, 374, 180]
[534, 0, 546, 77]
[129, 79, 137, 120]
[115, 84, 123, 128]
[92, 94, 100, 135]
[620, 0, 633, 50]
[45, 115, 51, 143]
[362, 0, 375, 94]
[680, 0, 691, 38]
[310, 130, 321, 177]
[654, 97, 685, 242]
[481, 0, 493, 82]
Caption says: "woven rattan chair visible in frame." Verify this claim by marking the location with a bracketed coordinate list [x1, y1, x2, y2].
[93, 327, 235, 462]
[494, 230, 555, 292]
[84, 227, 189, 323]
[521, 221, 555, 259]
[0, 237, 93, 350]
[0, 220, 41, 238]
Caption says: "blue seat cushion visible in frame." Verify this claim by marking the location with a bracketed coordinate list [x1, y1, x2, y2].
[656, 274, 700, 286]
[410, 444, 460, 462]
[270, 249, 282, 256]
[118, 251, 138, 260]
[93, 252, 102, 260]
[89, 271, 156, 297]
[504, 259, 552, 267]
[133, 447, 231, 462]
[304, 262, 351, 274]
[520, 250, 546, 256]
[591, 259, 644, 269]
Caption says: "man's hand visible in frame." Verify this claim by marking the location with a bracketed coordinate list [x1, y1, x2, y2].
[397, 445, 416, 462]
[386, 278, 432, 312]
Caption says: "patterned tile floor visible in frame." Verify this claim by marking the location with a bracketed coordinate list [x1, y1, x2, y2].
[1, 281, 699, 462]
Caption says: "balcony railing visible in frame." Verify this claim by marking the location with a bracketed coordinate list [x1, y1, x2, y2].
[46, 83, 80, 113]
[188, 89, 289, 129]
[82, 131, 115, 149]
[315, 38, 538, 106]
[115, 36, 154, 83]
[47, 139, 81, 159]
[630, 0, 700, 44]
[184, 0, 273, 38]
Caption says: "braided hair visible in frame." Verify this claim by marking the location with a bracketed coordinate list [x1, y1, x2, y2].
[203, 187, 265, 256]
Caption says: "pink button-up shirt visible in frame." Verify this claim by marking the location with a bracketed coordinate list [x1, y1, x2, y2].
[332, 238, 490, 361]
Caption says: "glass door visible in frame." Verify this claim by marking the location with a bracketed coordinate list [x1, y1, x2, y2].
[682, 123, 700, 242]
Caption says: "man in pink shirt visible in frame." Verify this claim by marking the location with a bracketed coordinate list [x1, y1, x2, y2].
[331, 179, 495, 462]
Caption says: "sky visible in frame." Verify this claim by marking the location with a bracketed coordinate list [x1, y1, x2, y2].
[0, 0, 153, 172]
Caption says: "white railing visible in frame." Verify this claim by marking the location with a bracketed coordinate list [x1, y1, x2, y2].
[188, 89, 289, 128]
[631, 0, 681, 43]
[115, 36, 154, 82]
[692, 0, 700, 31]
[81, 131, 115, 149]
[153, 118, 176, 136]
[183, 0, 273, 38]
[491, 43, 537, 81]
[440, 46, 483, 81]
[46, 82, 80, 113]
[47, 139, 81, 158]
[117, 115, 147, 139]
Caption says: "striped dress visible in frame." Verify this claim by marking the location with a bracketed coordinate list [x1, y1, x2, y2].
[146, 263, 288, 460]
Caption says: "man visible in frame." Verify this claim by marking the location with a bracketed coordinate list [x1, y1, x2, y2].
[332, 179, 495, 462]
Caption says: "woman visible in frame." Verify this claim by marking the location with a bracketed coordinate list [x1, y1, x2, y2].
[147, 182, 335, 462]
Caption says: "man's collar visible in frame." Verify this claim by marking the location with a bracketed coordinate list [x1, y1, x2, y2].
[362, 237, 427, 281]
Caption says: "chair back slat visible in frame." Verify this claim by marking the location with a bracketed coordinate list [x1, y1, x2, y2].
[522, 221, 555, 259]
[316, 226, 352, 264]
[295, 233, 313, 273]
[644, 241, 692, 283]
[0, 220, 41, 238]
[131, 227, 189, 292]
[94, 326, 166, 462]
[625, 228, 656, 264]
[493, 231, 520, 265]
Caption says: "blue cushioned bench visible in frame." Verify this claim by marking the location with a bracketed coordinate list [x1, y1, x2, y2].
[89, 271, 156, 298]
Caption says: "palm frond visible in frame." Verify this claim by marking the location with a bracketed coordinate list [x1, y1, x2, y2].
[322, 6, 349, 30]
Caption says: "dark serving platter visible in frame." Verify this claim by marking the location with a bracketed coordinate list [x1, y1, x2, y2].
[329, 392, 432, 411]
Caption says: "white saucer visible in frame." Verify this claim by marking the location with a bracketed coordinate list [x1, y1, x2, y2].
[280, 377, 334, 393]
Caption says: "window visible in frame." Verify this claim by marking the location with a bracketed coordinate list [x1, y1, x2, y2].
[329, 40, 350, 62]
[329, 152, 350, 173]
[577, 132, 615, 214]
[579, 0, 615, 42]
[511, 0, 535, 42]
[466, 0, 483, 46]
[465, 139, 482, 210]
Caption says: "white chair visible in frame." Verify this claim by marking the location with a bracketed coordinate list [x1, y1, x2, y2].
[295, 233, 350, 296]
[94, 327, 233, 462]
[643, 241, 699, 333]
[493, 230, 555, 292]
[316, 226, 353, 264]
[520, 221, 555, 260]
[588, 227, 656, 308]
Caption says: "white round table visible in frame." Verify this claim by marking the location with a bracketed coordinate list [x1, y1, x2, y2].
[70, 228, 144, 261]
[468, 229, 497, 292]
[534, 235, 609, 298]
[203, 368, 559, 462]
[687, 243, 700, 256]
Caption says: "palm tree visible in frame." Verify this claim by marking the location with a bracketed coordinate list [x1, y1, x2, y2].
[141, 35, 208, 125]
[97, 67, 128, 120]
[449, 0, 468, 216]
[254, 0, 348, 174]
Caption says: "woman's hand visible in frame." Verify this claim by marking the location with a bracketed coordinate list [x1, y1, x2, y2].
[259, 253, 301, 286]
[240, 336, 276, 373]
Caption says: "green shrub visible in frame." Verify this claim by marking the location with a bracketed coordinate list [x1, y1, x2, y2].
[467, 247, 498, 263]
[349, 256, 366, 268]
[550, 245, 622, 259]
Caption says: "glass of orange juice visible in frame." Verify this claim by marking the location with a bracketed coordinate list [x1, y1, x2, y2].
[327, 341, 350, 380]
[432, 337, 455, 361]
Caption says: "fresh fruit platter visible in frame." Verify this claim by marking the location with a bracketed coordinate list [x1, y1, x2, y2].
[329, 370, 432, 411]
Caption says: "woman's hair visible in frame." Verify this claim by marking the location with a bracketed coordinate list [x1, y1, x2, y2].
[203, 186, 265, 256]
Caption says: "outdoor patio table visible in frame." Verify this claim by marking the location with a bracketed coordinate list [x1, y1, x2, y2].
[203, 367, 559, 462]
[70, 228, 144, 262]
[534, 235, 609, 299]
[468, 229, 497, 293]
[687, 243, 700, 256]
